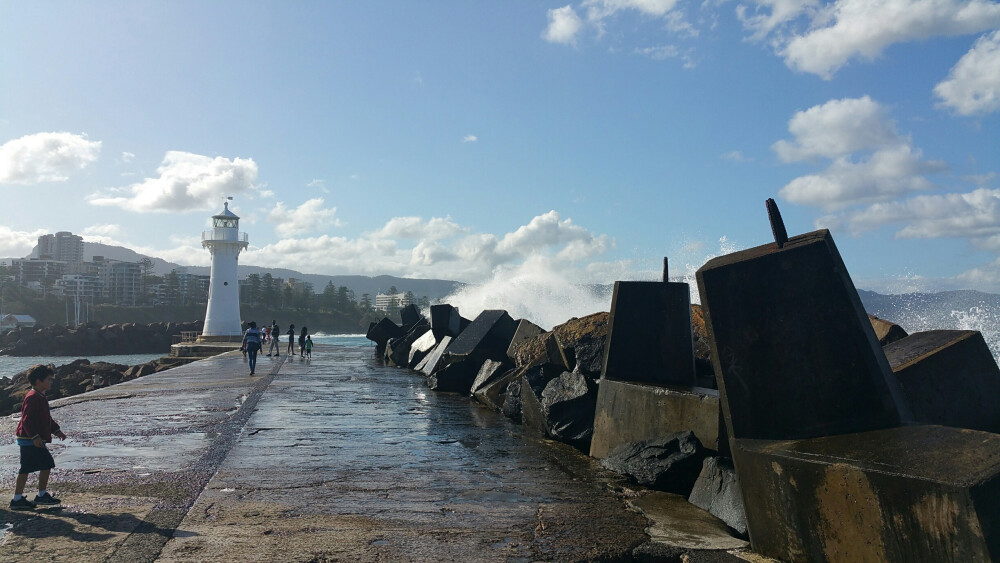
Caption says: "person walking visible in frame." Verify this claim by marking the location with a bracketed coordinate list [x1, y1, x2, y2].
[267, 320, 280, 357]
[11, 365, 67, 510]
[304, 335, 313, 359]
[242, 321, 263, 376]
[298, 326, 308, 361]
[286, 324, 296, 355]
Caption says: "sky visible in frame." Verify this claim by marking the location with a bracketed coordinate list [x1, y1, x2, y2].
[1, 0, 999, 296]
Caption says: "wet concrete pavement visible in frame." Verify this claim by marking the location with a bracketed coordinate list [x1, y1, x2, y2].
[1, 345, 748, 562]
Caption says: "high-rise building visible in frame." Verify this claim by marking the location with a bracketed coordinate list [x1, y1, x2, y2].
[37, 231, 84, 262]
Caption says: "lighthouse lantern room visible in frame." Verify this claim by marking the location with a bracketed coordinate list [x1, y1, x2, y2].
[201, 201, 249, 339]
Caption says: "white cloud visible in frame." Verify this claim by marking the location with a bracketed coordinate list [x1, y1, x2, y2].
[543, 5, 584, 44]
[956, 257, 1000, 287]
[89, 151, 258, 213]
[584, 0, 680, 20]
[462, 134, 478, 143]
[635, 44, 682, 60]
[934, 29, 1000, 116]
[121, 152, 135, 163]
[826, 188, 1000, 238]
[780, 0, 1000, 79]
[268, 198, 341, 237]
[737, 0, 819, 41]
[241, 211, 613, 283]
[306, 179, 329, 193]
[371, 216, 465, 241]
[779, 145, 945, 210]
[775, 97, 945, 210]
[0, 132, 101, 185]
[772, 96, 899, 162]
[0, 226, 48, 258]
[82, 224, 122, 238]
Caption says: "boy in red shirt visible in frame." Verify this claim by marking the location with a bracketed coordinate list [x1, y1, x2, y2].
[11, 365, 66, 510]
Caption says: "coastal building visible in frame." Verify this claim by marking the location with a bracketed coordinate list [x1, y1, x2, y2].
[37, 231, 84, 262]
[374, 292, 412, 312]
[200, 201, 249, 339]
[11, 258, 65, 288]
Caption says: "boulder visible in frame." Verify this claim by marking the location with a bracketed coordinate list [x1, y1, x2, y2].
[600, 431, 708, 496]
[540, 370, 597, 451]
[470, 359, 512, 398]
[509, 312, 609, 379]
[687, 456, 747, 536]
[869, 314, 908, 346]
[501, 378, 523, 423]
[517, 364, 565, 435]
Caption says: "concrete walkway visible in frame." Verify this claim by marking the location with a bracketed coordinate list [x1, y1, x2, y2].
[1, 345, 749, 562]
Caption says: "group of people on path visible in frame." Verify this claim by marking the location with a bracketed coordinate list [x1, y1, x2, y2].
[241, 319, 312, 376]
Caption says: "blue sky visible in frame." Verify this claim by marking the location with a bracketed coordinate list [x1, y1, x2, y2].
[1, 1, 999, 295]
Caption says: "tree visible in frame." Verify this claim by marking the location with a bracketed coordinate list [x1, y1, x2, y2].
[243, 273, 261, 306]
[261, 273, 278, 305]
[321, 281, 338, 312]
[360, 293, 373, 312]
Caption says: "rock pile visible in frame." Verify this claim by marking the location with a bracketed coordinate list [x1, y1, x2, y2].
[0, 321, 202, 357]
[1, 356, 196, 415]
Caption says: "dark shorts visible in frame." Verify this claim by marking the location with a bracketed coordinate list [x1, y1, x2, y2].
[19, 445, 55, 474]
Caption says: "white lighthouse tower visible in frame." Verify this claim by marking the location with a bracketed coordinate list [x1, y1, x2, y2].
[200, 200, 249, 339]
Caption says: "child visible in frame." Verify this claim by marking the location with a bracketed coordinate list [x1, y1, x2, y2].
[304, 335, 313, 359]
[11, 365, 66, 510]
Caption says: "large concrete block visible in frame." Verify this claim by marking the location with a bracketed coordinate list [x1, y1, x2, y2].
[696, 225, 1000, 562]
[400, 303, 422, 329]
[885, 330, 1000, 433]
[696, 230, 907, 442]
[688, 457, 745, 536]
[602, 281, 695, 386]
[365, 317, 404, 357]
[430, 304, 462, 339]
[590, 379, 721, 458]
[407, 329, 438, 369]
[415, 336, 452, 376]
[735, 426, 1000, 562]
[472, 365, 521, 411]
[444, 309, 518, 362]
[506, 319, 544, 361]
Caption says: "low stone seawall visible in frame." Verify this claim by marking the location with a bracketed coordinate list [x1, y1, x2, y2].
[0, 355, 198, 415]
[0, 320, 202, 357]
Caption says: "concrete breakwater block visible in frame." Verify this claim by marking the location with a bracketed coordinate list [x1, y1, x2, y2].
[400, 304, 422, 330]
[602, 281, 695, 386]
[407, 329, 439, 369]
[590, 379, 721, 458]
[697, 226, 1000, 562]
[869, 314, 908, 346]
[430, 304, 463, 339]
[429, 310, 518, 394]
[736, 426, 1000, 561]
[697, 230, 906, 441]
[506, 319, 544, 362]
[470, 360, 514, 409]
[415, 336, 451, 376]
[386, 320, 429, 367]
[366, 317, 404, 356]
[885, 329, 1000, 433]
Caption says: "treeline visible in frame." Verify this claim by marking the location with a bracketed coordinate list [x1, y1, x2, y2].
[1, 272, 430, 333]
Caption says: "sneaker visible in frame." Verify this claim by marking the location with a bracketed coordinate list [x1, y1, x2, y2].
[10, 497, 37, 510]
[266, 354, 272, 357]
[33, 492, 60, 506]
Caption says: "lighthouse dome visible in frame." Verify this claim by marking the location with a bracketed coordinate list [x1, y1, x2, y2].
[212, 202, 240, 228]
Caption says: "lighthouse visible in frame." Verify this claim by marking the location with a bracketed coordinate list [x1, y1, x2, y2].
[200, 201, 249, 339]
